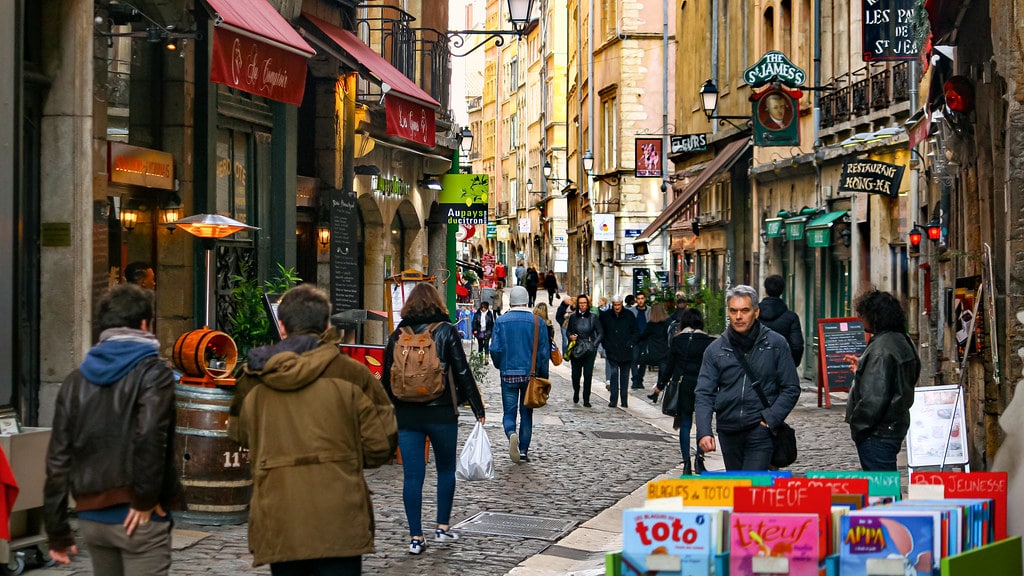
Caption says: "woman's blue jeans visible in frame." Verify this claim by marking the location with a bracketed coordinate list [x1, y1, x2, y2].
[501, 379, 533, 455]
[677, 411, 703, 461]
[398, 421, 459, 537]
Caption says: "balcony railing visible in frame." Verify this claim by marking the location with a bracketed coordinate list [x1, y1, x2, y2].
[820, 62, 909, 129]
[353, 5, 451, 114]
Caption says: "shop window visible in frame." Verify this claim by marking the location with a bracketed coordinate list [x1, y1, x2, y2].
[216, 128, 256, 226]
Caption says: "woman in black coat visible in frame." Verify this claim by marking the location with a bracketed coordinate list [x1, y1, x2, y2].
[524, 266, 540, 307]
[660, 308, 715, 474]
[565, 294, 603, 407]
[543, 271, 559, 305]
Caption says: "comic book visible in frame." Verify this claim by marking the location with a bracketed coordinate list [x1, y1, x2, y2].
[840, 513, 936, 576]
[729, 512, 820, 576]
[621, 509, 719, 576]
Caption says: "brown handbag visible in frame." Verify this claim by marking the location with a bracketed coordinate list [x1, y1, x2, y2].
[550, 344, 563, 366]
[524, 316, 552, 409]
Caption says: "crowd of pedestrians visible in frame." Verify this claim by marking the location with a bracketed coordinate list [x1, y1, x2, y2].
[43, 264, 928, 574]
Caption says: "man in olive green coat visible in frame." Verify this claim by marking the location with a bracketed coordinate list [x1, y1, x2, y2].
[232, 285, 397, 574]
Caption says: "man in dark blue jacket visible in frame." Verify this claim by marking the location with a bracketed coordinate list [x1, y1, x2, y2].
[695, 285, 801, 471]
[599, 295, 639, 408]
[491, 286, 549, 462]
[758, 274, 804, 367]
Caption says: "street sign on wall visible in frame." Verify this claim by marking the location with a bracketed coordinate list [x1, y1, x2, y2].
[669, 134, 708, 154]
[744, 51, 806, 88]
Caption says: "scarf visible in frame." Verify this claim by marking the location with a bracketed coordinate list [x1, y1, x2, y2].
[727, 322, 759, 355]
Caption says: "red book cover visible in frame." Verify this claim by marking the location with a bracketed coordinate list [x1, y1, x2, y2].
[733, 485, 833, 559]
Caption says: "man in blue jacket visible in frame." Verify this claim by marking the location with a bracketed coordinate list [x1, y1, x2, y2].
[491, 286, 549, 463]
[695, 285, 801, 471]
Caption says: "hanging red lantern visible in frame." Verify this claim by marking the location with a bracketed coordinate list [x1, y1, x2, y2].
[943, 76, 975, 113]
[908, 226, 923, 248]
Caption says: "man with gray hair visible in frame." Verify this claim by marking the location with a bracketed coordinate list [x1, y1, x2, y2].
[694, 285, 800, 470]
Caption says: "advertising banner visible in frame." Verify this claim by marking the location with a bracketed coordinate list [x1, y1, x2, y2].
[593, 213, 615, 241]
[838, 159, 905, 198]
[440, 174, 489, 224]
[635, 138, 664, 178]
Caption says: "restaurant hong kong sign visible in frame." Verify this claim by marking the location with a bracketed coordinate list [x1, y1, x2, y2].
[838, 159, 905, 198]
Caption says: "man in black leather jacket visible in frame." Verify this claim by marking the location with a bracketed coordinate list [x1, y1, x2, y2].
[44, 284, 180, 573]
[844, 290, 921, 471]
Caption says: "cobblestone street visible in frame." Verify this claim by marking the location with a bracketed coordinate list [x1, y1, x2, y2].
[31, 304, 888, 576]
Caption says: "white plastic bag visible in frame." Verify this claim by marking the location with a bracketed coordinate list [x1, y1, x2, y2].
[456, 422, 494, 481]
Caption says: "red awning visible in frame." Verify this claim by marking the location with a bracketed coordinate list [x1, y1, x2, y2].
[301, 13, 440, 110]
[638, 138, 751, 241]
[205, 0, 315, 105]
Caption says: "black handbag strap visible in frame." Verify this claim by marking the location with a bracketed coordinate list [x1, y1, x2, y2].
[733, 350, 772, 409]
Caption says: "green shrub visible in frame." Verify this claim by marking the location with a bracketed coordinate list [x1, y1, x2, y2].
[230, 263, 302, 360]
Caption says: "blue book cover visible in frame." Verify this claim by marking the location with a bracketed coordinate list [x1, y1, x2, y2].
[621, 509, 715, 576]
[840, 513, 935, 576]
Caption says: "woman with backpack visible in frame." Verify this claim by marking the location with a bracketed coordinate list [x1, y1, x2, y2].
[382, 283, 486, 555]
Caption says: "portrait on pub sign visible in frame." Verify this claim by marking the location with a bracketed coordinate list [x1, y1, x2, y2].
[757, 89, 795, 131]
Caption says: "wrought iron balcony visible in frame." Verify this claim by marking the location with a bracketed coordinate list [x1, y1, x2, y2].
[820, 62, 909, 129]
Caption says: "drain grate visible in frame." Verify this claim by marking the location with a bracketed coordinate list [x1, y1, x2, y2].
[452, 512, 577, 541]
[589, 430, 671, 442]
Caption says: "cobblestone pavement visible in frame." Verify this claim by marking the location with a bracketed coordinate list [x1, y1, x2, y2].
[29, 297, 903, 575]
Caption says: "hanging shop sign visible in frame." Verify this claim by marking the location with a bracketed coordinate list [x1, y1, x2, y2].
[764, 218, 784, 238]
[862, 0, 920, 61]
[593, 213, 615, 241]
[486, 221, 497, 238]
[744, 51, 806, 88]
[496, 225, 510, 240]
[385, 96, 437, 147]
[752, 87, 802, 147]
[518, 217, 531, 234]
[669, 134, 708, 154]
[108, 142, 175, 190]
[439, 174, 489, 224]
[838, 159, 905, 198]
[634, 138, 664, 178]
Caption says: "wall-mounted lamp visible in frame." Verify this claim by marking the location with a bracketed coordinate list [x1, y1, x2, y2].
[318, 224, 331, 248]
[161, 194, 182, 230]
[354, 164, 381, 176]
[582, 150, 594, 176]
[908, 225, 923, 249]
[543, 159, 573, 188]
[95, 0, 200, 53]
[420, 177, 443, 191]
[526, 178, 534, 194]
[925, 218, 942, 242]
[699, 79, 752, 129]
[120, 202, 139, 232]
[839, 227, 851, 247]
[378, 82, 392, 105]
[446, 0, 536, 57]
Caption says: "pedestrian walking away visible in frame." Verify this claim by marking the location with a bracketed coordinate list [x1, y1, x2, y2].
[637, 302, 672, 392]
[655, 308, 716, 474]
[844, 289, 921, 471]
[628, 292, 650, 389]
[230, 284, 398, 574]
[566, 294, 603, 407]
[44, 284, 181, 575]
[490, 286, 551, 463]
[381, 283, 486, 556]
[555, 295, 576, 356]
[515, 260, 526, 287]
[544, 270, 559, 305]
[525, 266, 540, 307]
[759, 274, 805, 367]
[694, 285, 801, 471]
[599, 295, 638, 408]
[472, 300, 495, 358]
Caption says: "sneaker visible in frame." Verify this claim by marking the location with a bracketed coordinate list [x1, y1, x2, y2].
[605, 381, 611, 391]
[409, 538, 426, 555]
[519, 453, 530, 462]
[435, 528, 460, 542]
[509, 433, 521, 463]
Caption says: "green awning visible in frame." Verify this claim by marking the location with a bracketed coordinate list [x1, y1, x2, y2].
[784, 216, 810, 240]
[764, 217, 784, 238]
[805, 211, 848, 248]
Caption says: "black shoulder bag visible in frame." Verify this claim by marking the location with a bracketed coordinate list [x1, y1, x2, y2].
[661, 333, 692, 417]
[734, 351, 798, 468]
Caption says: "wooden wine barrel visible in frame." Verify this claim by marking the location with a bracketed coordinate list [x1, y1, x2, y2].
[173, 328, 237, 380]
[174, 383, 251, 525]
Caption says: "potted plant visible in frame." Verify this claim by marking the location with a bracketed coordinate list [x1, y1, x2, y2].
[229, 263, 302, 361]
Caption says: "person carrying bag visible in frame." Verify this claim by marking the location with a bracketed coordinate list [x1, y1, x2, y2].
[734, 351, 798, 468]
[524, 316, 552, 409]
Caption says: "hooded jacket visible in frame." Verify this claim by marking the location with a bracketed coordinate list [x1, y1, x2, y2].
[233, 330, 398, 566]
[45, 328, 180, 553]
[758, 296, 804, 367]
[694, 323, 801, 437]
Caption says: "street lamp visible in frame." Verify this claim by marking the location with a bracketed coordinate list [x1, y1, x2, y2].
[447, 0, 536, 57]
[526, 178, 534, 194]
[459, 127, 473, 156]
[582, 150, 594, 176]
[543, 161, 553, 179]
[699, 79, 752, 129]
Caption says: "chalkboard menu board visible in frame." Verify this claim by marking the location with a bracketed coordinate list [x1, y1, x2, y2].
[862, 0, 920, 61]
[330, 189, 360, 313]
[816, 317, 867, 408]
